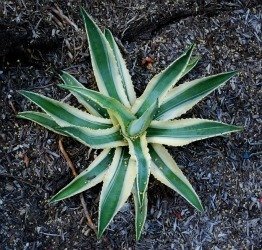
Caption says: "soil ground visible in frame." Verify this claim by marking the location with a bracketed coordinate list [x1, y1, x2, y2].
[0, 1, 261, 249]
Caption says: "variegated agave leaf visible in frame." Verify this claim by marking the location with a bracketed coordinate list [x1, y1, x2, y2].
[18, 7, 242, 241]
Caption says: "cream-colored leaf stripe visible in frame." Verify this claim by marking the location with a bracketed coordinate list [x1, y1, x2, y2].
[180, 56, 200, 78]
[149, 144, 203, 211]
[147, 119, 242, 146]
[50, 149, 114, 202]
[19, 90, 112, 129]
[104, 29, 136, 105]
[127, 133, 151, 206]
[98, 147, 136, 237]
[58, 126, 127, 149]
[156, 71, 237, 120]
[17, 111, 68, 136]
[81, 8, 130, 107]
[132, 45, 194, 116]
[133, 185, 148, 240]
[60, 71, 109, 118]
[60, 85, 136, 135]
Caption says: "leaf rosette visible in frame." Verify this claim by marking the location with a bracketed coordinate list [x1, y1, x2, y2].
[18, 8, 242, 240]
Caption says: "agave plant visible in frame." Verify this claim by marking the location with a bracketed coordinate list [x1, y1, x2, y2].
[18, 8, 241, 240]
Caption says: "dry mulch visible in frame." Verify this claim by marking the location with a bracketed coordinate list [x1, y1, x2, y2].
[0, 1, 261, 249]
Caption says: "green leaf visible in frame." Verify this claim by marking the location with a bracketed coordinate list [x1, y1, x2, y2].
[80, 8, 131, 107]
[180, 56, 200, 78]
[50, 149, 115, 202]
[57, 126, 127, 149]
[147, 119, 242, 146]
[17, 111, 68, 136]
[19, 90, 112, 129]
[98, 147, 136, 238]
[156, 71, 237, 120]
[149, 144, 203, 211]
[127, 100, 158, 137]
[60, 71, 109, 118]
[132, 45, 194, 117]
[127, 134, 151, 206]
[59, 85, 136, 134]
[104, 29, 136, 105]
[133, 184, 148, 241]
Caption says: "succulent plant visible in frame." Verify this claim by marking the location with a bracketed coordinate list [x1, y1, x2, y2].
[18, 8, 241, 240]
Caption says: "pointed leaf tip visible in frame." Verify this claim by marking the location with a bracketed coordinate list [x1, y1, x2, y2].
[149, 144, 203, 211]
[104, 28, 111, 36]
[80, 6, 87, 16]
[104, 27, 137, 105]
[98, 148, 136, 238]
[50, 149, 113, 203]
[81, 7, 131, 107]
[198, 204, 204, 212]
[132, 44, 195, 116]
[234, 125, 244, 131]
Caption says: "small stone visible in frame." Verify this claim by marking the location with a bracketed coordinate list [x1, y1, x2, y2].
[5, 183, 14, 191]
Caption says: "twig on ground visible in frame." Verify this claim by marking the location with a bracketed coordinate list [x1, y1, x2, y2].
[58, 138, 97, 234]
[8, 100, 17, 114]
[49, 5, 79, 31]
